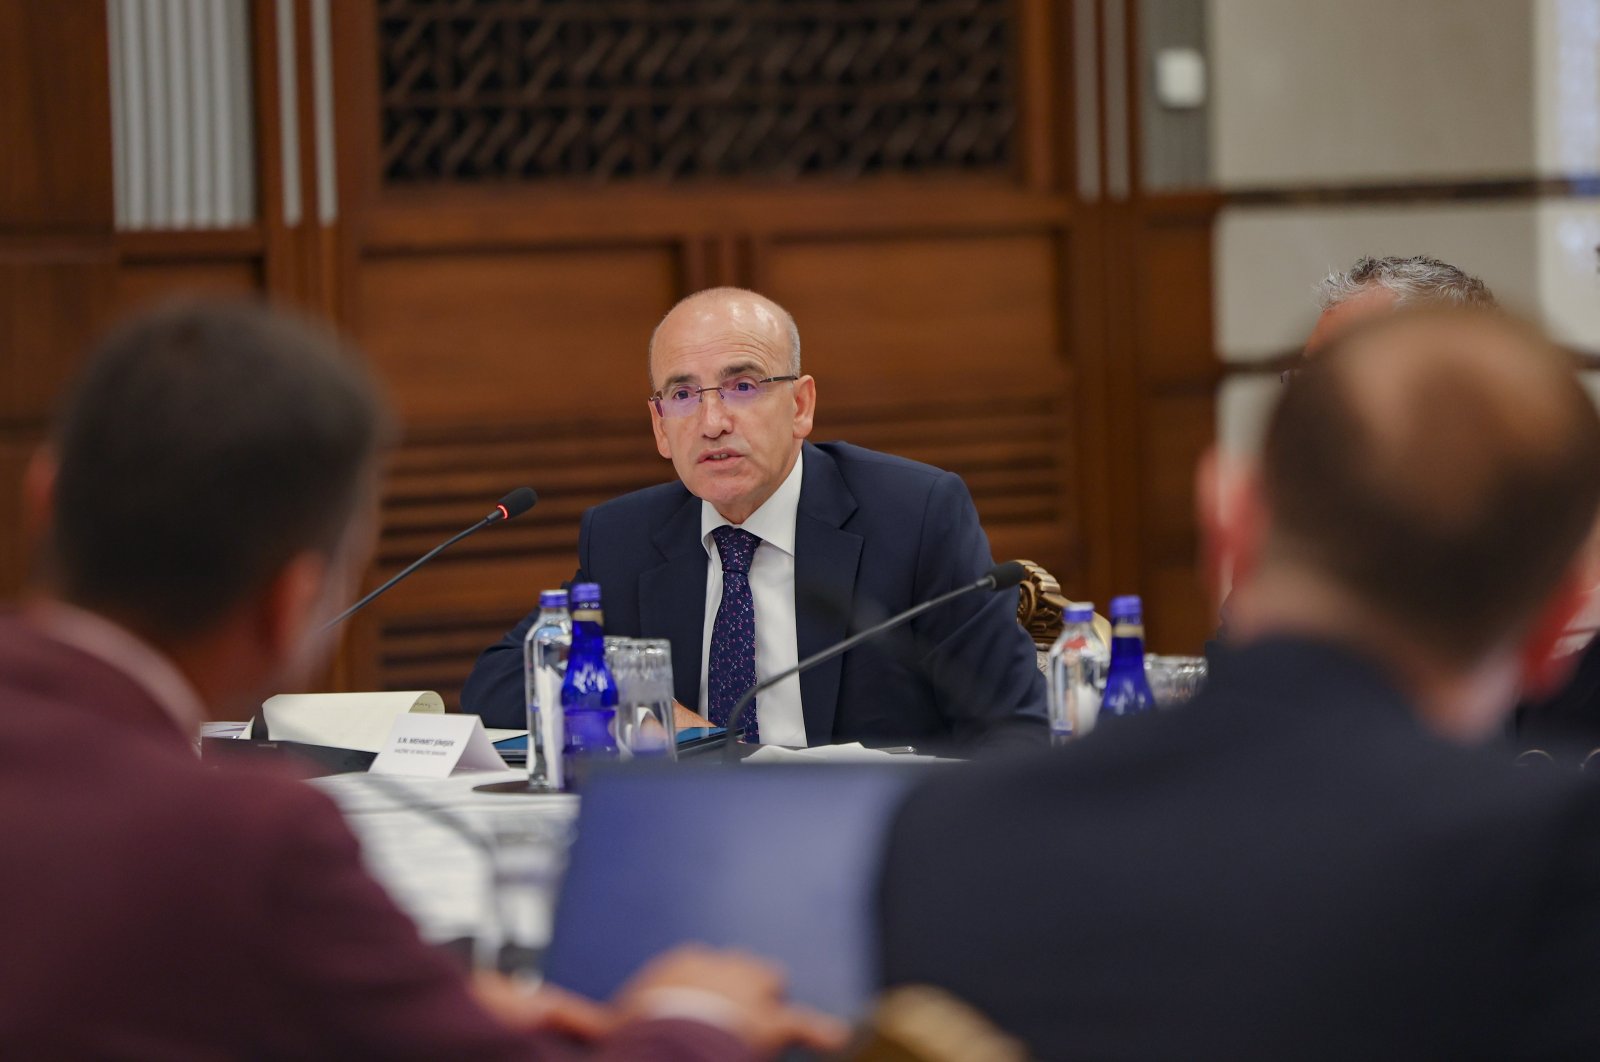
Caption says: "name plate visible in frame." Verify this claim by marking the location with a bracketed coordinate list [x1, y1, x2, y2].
[370, 712, 509, 778]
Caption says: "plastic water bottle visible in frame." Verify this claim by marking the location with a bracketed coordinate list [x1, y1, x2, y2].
[1046, 603, 1109, 743]
[559, 582, 618, 790]
[522, 589, 571, 791]
[1100, 595, 1157, 720]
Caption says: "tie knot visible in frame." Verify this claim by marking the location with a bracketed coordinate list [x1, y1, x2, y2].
[712, 525, 761, 574]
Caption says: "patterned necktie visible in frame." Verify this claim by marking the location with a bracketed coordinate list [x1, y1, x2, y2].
[708, 525, 761, 742]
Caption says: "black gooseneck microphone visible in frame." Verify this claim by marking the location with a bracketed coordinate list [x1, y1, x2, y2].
[719, 560, 1028, 761]
[321, 486, 538, 632]
[249, 488, 537, 742]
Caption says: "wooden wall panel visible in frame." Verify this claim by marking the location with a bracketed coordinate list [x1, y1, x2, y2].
[763, 233, 1064, 388]
[0, 437, 41, 598]
[356, 246, 682, 422]
[1136, 213, 1220, 386]
[0, 1, 115, 597]
[1126, 198, 1222, 653]
[116, 260, 266, 315]
[762, 231, 1081, 591]
[1138, 392, 1214, 652]
[0, 2, 114, 233]
[0, 254, 116, 423]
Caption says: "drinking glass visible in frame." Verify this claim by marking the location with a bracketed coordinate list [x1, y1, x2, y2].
[480, 816, 569, 980]
[1144, 655, 1208, 709]
[609, 637, 677, 760]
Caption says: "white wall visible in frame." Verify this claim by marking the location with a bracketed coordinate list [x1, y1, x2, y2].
[1209, 0, 1600, 460]
[1209, 0, 1536, 188]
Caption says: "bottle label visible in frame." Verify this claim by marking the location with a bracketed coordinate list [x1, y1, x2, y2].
[1113, 622, 1144, 639]
[572, 608, 603, 624]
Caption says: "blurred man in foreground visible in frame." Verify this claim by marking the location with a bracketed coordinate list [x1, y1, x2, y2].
[1272, 252, 1600, 753]
[879, 308, 1600, 1059]
[1213, 254, 1496, 642]
[0, 301, 841, 1059]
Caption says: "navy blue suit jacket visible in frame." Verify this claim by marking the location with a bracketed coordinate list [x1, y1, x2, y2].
[462, 441, 1047, 751]
[880, 637, 1600, 1058]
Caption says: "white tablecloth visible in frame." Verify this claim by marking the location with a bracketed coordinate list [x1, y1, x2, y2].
[310, 769, 578, 943]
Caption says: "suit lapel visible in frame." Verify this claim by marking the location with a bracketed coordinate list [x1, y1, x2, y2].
[793, 443, 861, 744]
[637, 492, 708, 709]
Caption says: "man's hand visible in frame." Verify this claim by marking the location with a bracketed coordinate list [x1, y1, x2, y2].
[615, 946, 850, 1057]
[470, 972, 611, 1040]
[674, 700, 715, 731]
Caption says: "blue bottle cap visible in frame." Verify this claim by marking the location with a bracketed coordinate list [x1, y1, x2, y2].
[570, 582, 603, 608]
[1064, 602, 1095, 623]
[539, 589, 569, 609]
[1109, 595, 1143, 620]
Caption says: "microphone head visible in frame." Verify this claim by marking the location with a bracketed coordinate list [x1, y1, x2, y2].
[985, 560, 1027, 591]
[493, 487, 538, 522]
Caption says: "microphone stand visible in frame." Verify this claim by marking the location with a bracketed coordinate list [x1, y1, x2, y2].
[251, 491, 535, 740]
[321, 519, 490, 633]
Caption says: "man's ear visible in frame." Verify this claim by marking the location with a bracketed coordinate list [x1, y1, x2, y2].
[649, 401, 672, 460]
[1196, 448, 1266, 611]
[22, 445, 56, 552]
[791, 375, 816, 441]
[257, 552, 331, 668]
[1517, 573, 1590, 700]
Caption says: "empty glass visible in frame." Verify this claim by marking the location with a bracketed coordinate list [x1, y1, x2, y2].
[1145, 655, 1208, 709]
[606, 637, 677, 761]
[480, 816, 569, 980]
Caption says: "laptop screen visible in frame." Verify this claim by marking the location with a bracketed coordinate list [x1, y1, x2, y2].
[542, 763, 921, 1018]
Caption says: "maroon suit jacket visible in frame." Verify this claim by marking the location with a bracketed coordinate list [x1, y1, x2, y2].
[0, 615, 747, 1060]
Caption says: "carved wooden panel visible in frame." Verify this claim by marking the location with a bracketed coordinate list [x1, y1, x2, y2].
[377, 0, 1018, 183]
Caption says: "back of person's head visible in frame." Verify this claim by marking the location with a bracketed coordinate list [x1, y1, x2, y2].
[48, 299, 389, 642]
[1260, 308, 1600, 666]
[1317, 255, 1495, 311]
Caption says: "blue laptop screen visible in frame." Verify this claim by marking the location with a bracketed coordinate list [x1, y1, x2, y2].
[542, 764, 920, 1018]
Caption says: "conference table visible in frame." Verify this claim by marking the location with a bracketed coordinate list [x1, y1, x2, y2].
[312, 767, 575, 947]
[310, 741, 927, 957]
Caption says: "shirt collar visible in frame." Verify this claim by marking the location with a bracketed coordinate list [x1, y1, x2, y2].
[701, 447, 805, 558]
[25, 601, 209, 742]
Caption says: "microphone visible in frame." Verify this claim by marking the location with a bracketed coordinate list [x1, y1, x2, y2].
[247, 488, 537, 742]
[320, 487, 538, 632]
[246, 489, 537, 742]
[720, 560, 1027, 760]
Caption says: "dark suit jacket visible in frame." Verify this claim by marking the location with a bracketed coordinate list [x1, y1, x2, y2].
[0, 615, 748, 1060]
[1515, 634, 1600, 760]
[879, 637, 1600, 1060]
[463, 441, 1048, 751]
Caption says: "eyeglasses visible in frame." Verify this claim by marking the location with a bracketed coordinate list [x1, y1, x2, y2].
[649, 374, 798, 418]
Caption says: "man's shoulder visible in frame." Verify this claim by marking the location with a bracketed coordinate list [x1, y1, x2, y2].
[809, 441, 959, 506]
[583, 478, 693, 531]
[812, 440, 953, 483]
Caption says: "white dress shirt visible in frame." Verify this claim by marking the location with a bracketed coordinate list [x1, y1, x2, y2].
[698, 452, 806, 746]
